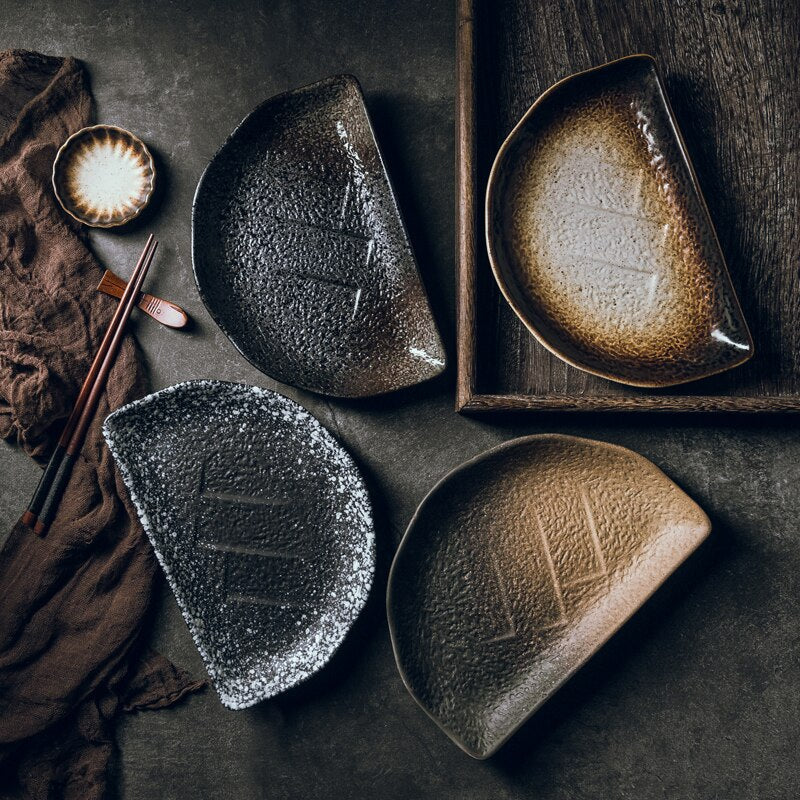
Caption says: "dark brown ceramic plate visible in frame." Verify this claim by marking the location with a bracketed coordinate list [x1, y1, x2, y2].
[192, 75, 445, 397]
[104, 380, 374, 709]
[486, 55, 753, 388]
[52, 124, 155, 227]
[387, 434, 710, 758]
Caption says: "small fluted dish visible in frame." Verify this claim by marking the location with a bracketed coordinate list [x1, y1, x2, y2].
[486, 55, 753, 387]
[52, 124, 156, 227]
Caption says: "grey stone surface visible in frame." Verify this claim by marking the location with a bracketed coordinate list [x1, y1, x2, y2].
[0, 1, 798, 798]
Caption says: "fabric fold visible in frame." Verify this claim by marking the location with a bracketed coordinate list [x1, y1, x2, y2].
[0, 50, 205, 800]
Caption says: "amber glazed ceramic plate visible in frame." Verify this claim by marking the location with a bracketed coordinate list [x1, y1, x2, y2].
[486, 55, 753, 388]
[387, 434, 710, 758]
[192, 75, 445, 397]
[104, 381, 374, 708]
[52, 124, 155, 227]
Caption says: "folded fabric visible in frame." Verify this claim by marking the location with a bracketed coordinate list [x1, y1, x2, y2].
[0, 50, 205, 800]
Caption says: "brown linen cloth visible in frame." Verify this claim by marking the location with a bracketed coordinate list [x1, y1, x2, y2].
[0, 50, 205, 799]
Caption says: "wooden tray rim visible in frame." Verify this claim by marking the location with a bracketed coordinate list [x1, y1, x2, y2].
[454, 0, 800, 413]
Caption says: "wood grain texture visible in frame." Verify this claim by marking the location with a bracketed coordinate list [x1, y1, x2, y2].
[456, 0, 477, 410]
[457, 0, 800, 412]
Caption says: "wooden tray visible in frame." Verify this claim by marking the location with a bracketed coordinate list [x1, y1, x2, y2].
[456, 0, 800, 412]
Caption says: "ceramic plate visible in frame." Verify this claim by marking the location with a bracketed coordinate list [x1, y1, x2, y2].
[104, 380, 374, 708]
[52, 124, 155, 227]
[387, 434, 710, 758]
[486, 55, 753, 387]
[192, 75, 445, 397]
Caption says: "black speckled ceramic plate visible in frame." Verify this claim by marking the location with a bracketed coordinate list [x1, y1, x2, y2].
[388, 435, 710, 758]
[103, 380, 374, 709]
[192, 75, 445, 397]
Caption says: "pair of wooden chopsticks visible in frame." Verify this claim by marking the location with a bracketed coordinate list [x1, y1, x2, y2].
[21, 235, 158, 536]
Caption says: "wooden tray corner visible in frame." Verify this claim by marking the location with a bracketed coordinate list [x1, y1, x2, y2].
[456, 0, 800, 413]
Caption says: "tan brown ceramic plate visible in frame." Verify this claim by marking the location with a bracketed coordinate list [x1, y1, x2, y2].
[52, 124, 155, 227]
[486, 55, 753, 388]
[387, 434, 711, 758]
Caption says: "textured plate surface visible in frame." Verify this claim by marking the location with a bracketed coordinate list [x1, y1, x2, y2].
[52, 124, 155, 227]
[387, 434, 710, 758]
[486, 55, 753, 388]
[103, 380, 374, 708]
[192, 74, 445, 397]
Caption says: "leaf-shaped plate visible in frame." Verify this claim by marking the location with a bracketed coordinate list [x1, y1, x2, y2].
[192, 75, 445, 397]
[387, 434, 710, 758]
[486, 55, 753, 387]
[104, 380, 374, 708]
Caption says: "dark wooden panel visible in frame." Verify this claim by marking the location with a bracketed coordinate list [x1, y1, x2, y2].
[457, 0, 800, 411]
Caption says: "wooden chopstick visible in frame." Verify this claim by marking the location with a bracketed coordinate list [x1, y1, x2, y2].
[21, 235, 155, 529]
[21, 236, 157, 533]
[32, 239, 158, 536]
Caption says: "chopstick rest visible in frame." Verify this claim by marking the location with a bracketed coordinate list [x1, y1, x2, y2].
[97, 270, 188, 329]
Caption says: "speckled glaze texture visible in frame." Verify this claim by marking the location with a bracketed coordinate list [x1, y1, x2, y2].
[486, 55, 753, 387]
[387, 434, 710, 758]
[103, 380, 374, 709]
[192, 75, 445, 397]
[52, 124, 155, 227]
